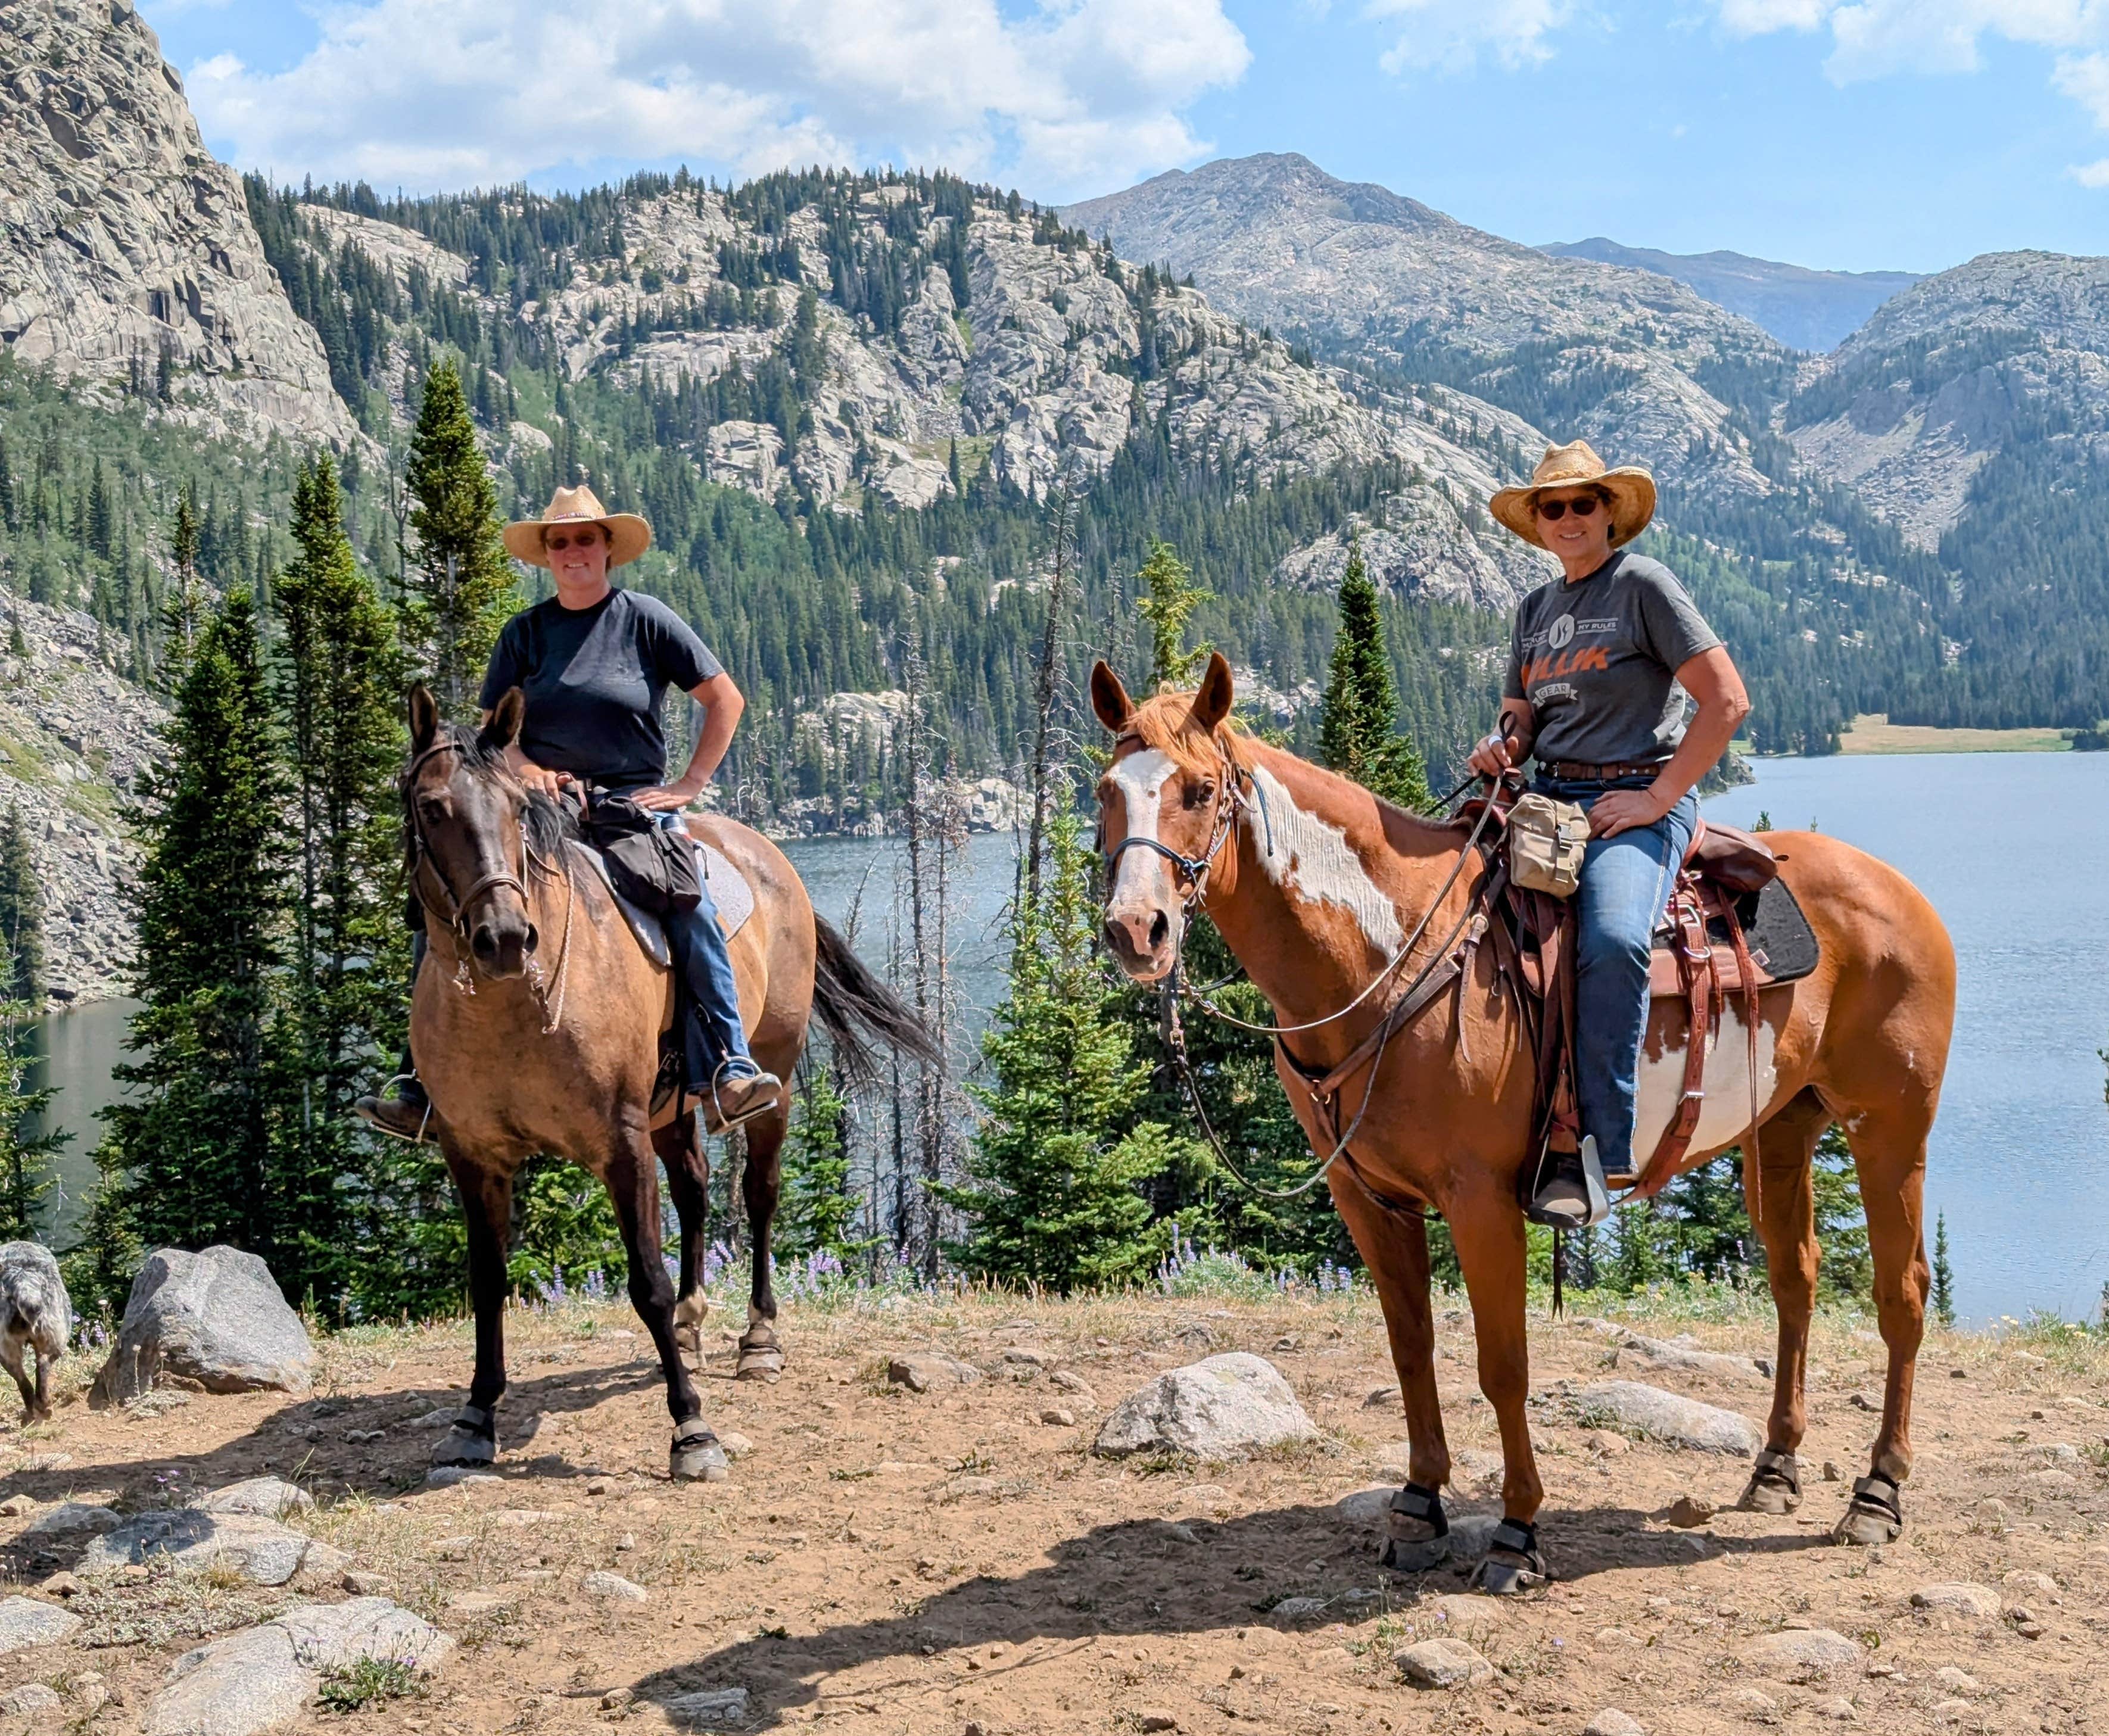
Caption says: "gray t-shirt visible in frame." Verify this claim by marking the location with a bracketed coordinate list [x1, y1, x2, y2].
[1502, 551, 1721, 770]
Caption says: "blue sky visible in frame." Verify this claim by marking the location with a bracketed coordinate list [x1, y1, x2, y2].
[139, 1, 2109, 276]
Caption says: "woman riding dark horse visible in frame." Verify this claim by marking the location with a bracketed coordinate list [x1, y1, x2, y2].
[359, 484, 781, 1140]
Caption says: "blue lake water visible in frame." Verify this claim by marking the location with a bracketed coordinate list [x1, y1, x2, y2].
[33, 752, 2109, 1323]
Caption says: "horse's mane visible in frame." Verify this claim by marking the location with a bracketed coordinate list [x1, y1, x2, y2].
[1120, 690, 1250, 781]
[408, 722, 580, 875]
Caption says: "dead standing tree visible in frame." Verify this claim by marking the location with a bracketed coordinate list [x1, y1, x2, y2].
[1024, 456, 1083, 908]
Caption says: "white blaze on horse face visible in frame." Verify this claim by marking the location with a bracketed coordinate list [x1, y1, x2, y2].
[1246, 763, 1404, 956]
[1106, 750, 1180, 906]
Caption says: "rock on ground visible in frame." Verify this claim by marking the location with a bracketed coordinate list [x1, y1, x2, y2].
[18, 1501, 119, 1539]
[1094, 1354, 1319, 1460]
[0, 1681, 60, 1714]
[662, 1687, 750, 1727]
[0, 1596, 81, 1654]
[90, 1246, 316, 1407]
[1394, 1637, 1496, 1688]
[80, 1512, 313, 1588]
[147, 1598, 451, 1736]
[1909, 1583, 2001, 1617]
[1571, 1382, 1762, 1456]
[886, 1354, 981, 1392]
[196, 1477, 314, 1519]
[1613, 1333, 1767, 1382]
[582, 1571, 649, 1602]
[1585, 1713, 1646, 1736]
[1740, 1627, 1864, 1675]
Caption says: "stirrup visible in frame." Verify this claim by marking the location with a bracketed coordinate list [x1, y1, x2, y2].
[1471, 1517, 1549, 1595]
[1522, 1135, 1612, 1230]
[703, 1061, 779, 1135]
[354, 1074, 432, 1146]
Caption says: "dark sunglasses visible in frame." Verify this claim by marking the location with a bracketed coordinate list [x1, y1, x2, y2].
[544, 529, 604, 550]
[1537, 495, 1603, 521]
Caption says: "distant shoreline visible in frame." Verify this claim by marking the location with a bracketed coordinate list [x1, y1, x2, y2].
[1833, 715, 2081, 756]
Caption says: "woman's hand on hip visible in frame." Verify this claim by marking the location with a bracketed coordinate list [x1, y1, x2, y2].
[632, 781, 702, 812]
[1588, 787, 1671, 840]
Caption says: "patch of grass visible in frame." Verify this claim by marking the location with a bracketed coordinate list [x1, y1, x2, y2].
[316, 1654, 425, 1713]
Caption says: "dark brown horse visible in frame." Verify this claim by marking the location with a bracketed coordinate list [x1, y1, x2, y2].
[401, 685, 935, 1479]
[1092, 654, 1955, 1588]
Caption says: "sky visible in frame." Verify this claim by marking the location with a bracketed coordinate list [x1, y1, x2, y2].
[135, 0, 2109, 276]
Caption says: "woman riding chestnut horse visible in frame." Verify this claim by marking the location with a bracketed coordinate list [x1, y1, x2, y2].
[1092, 445, 1954, 1593]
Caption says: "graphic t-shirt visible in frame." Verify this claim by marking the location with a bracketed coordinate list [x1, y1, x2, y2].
[479, 587, 723, 787]
[1501, 551, 1722, 769]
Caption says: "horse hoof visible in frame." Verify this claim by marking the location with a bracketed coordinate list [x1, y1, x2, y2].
[1738, 1449, 1803, 1516]
[670, 1422, 729, 1482]
[1833, 1504, 1902, 1546]
[1472, 1554, 1547, 1596]
[735, 1347, 784, 1382]
[432, 1426, 496, 1468]
[1379, 1534, 1451, 1573]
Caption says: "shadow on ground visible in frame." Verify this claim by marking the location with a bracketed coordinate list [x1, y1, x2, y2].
[628, 1500, 1836, 1728]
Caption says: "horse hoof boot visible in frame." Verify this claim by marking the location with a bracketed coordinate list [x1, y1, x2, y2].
[432, 1404, 497, 1468]
[735, 1338, 785, 1383]
[1378, 1481, 1450, 1573]
[1833, 1472, 1904, 1545]
[1738, 1446, 1803, 1516]
[1470, 1519, 1548, 1596]
[670, 1419, 729, 1483]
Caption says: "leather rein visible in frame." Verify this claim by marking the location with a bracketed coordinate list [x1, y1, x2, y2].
[404, 738, 576, 1033]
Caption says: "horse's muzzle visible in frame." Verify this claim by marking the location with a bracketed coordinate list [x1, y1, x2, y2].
[1103, 902, 1177, 983]
[469, 912, 537, 979]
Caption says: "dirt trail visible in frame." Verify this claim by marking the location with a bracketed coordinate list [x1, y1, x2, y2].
[0, 1291, 2103, 1734]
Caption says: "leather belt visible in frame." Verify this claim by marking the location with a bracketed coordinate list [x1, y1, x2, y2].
[1545, 759, 1662, 783]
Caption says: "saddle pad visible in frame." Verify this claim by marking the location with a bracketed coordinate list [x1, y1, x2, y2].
[1647, 875, 1820, 999]
[568, 837, 755, 970]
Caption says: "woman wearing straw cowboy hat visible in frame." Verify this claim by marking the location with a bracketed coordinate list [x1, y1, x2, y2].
[1466, 441, 1751, 1227]
[357, 484, 781, 1142]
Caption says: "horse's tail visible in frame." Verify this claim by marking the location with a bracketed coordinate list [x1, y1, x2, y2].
[810, 915, 945, 1087]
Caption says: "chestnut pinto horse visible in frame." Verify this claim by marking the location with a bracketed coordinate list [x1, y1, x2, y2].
[403, 685, 936, 1480]
[1092, 654, 1955, 1589]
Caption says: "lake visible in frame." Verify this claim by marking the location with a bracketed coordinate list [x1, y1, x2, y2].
[32, 752, 2109, 1323]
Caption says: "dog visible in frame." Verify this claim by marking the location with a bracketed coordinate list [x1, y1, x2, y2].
[0, 1242, 69, 1423]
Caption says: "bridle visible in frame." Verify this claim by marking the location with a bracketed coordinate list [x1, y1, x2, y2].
[1099, 731, 1251, 913]
[403, 738, 577, 1031]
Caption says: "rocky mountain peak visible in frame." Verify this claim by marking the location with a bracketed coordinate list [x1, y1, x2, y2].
[0, 0, 350, 446]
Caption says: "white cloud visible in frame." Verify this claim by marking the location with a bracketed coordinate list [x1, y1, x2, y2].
[1363, 0, 1578, 76]
[1711, 1, 2109, 183]
[180, 0, 1250, 198]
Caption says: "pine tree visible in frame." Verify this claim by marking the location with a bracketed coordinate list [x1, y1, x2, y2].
[273, 455, 409, 1316]
[1932, 1210, 1955, 1326]
[1136, 540, 1211, 689]
[777, 1064, 873, 1265]
[88, 589, 290, 1309]
[163, 485, 203, 687]
[0, 807, 43, 1005]
[0, 1004, 64, 1241]
[1318, 539, 1435, 814]
[936, 812, 1192, 1292]
[402, 359, 518, 718]
[1812, 1126, 1873, 1302]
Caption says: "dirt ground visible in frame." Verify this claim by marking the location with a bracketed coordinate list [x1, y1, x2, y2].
[0, 1286, 2104, 1735]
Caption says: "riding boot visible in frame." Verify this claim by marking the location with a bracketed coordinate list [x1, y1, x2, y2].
[355, 928, 431, 1143]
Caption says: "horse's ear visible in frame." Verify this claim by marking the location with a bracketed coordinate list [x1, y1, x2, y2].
[1190, 650, 1234, 733]
[479, 687, 526, 753]
[407, 684, 439, 754]
[1089, 660, 1133, 734]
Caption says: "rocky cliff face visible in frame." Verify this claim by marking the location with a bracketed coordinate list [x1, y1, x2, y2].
[1063, 153, 1792, 503]
[0, 0, 350, 447]
[0, 595, 166, 1005]
[1785, 251, 2109, 547]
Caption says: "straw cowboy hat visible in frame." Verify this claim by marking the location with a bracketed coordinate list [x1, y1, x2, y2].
[503, 484, 652, 570]
[1490, 440, 1657, 551]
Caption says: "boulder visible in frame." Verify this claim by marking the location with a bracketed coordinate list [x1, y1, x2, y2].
[1614, 1334, 1766, 1382]
[0, 1682, 60, 1715]
[1394, 1637, 1495, 1688]
[0, 1596, 81, 1654]
[90, 1246, 316, 1407]
[80, 1512, 312, 1587]
[147, 1598, 451, 1736]
[1740, 1627, 1862, 1675]
[1094, 1354, 1319, 1460]
[18, 1501, 119, 1539]
[197, 1477, 314, 1520]
[1571, 1382, 1762, 1456]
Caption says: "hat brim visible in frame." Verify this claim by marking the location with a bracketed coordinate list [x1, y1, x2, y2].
[1491, 470, 1657, 551]
[504, 512, 652, 570]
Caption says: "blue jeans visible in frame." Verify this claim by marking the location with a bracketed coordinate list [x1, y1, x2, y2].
[611, 793, 756, 1087]
[1534, 777, 1697, 1176]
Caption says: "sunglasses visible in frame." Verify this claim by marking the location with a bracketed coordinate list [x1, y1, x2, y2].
[544, 529, 605, 550]
[1537, 495, 1603, 521]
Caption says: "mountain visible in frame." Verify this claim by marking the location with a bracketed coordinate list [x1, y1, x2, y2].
[1541, 239, 1920, 353]
[1063, 152, 1795, 502]
[0, 0, 350, 447]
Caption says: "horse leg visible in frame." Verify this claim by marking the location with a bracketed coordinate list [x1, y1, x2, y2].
[1444, 1174, 1546, 1594]
[607, 1121, 727, 1482]
[1737, 1089, 1830, 1516]
[655, 1114, 711, 1363]
[1834, 1095, 1932, 1544]
[736, 1099, 791, 1382]
[435, 1152, 513, 1467]
[0, 1333, 35, 1424]
[1329, 1175, 1453, 1570]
